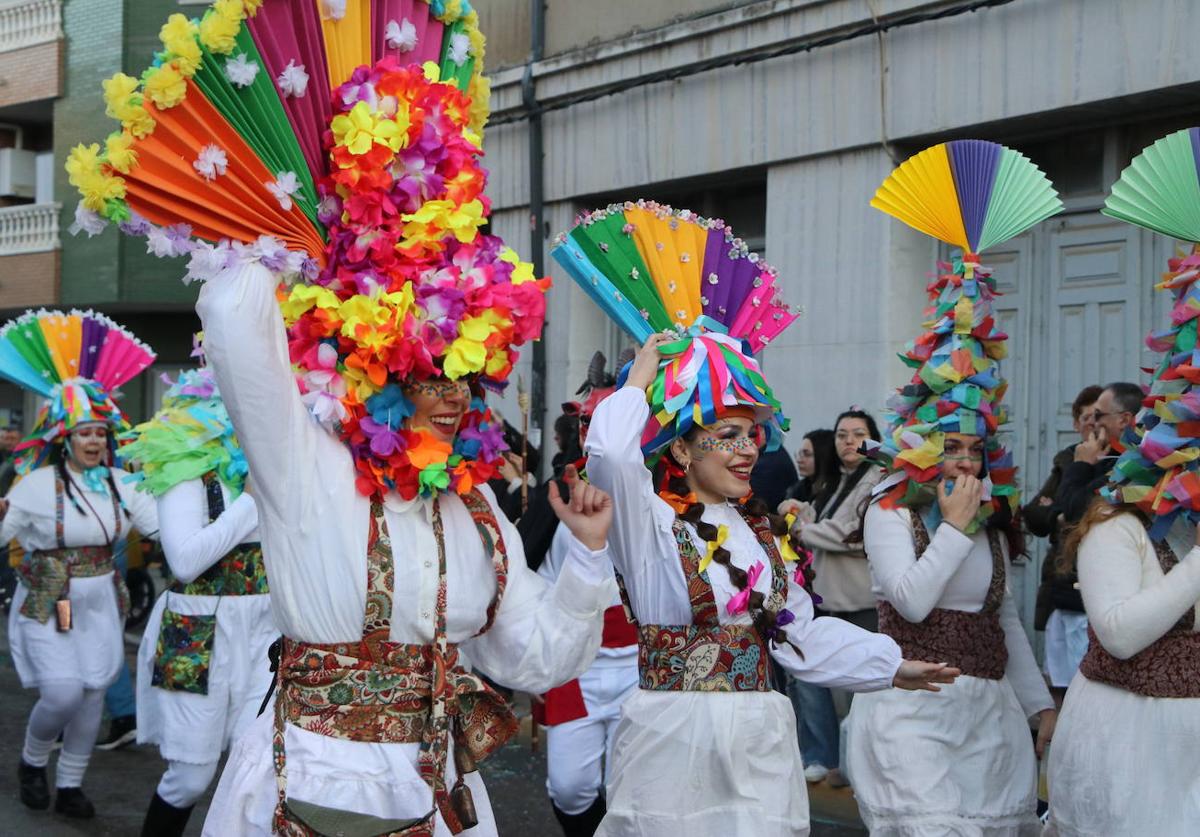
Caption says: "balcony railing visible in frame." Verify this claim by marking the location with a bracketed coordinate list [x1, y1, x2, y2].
[0, 202, 60, 255]
[0, 0, 61, 53]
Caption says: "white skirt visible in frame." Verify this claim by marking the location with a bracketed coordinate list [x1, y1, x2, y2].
[598, 689, 810, 837]
[203, 698, 499, 837]
[845, 674, 1040, 836]
[1044, 671, 1200, 837]
[136, 590, 278, 764]
[8, 573, 124, 690]
[1041, 611, 1089, 689]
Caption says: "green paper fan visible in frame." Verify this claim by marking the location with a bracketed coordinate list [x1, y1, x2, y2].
[1103, 128, 1200, 242]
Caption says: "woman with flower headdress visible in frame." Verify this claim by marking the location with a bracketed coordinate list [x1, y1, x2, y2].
[551, 201, 958, 837]
[118, 367, 276, 837]
[1042, 129, 1200, 837]
[844, 142, 1061, 836]
[0, 310, 158, 820]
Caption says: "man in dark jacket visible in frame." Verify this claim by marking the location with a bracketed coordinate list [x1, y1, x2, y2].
[1055, 381, 1143, 524]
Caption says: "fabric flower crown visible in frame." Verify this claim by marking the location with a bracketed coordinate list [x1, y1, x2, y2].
[66, 0, 548, 500]
[120, 368, 248, 497]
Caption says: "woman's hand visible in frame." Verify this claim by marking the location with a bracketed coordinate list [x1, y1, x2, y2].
[892, 660, 961, 692]
[778, 499, 803, 517]
[497, 453, 521, 482]
[625, 333, 673, 391]
[548, 465, 613, 552]
[1035, 708, 1057, 759]
[937, 475, 982, 532]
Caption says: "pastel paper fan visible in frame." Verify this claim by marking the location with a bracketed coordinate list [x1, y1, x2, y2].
[1103, 127, 1200, 242]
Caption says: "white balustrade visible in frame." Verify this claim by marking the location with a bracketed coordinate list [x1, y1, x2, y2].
[0, 0, 62, 53]
[0, 202, 60, 255]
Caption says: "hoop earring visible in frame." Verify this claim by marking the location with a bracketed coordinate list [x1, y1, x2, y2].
[683, 460, 691, 474]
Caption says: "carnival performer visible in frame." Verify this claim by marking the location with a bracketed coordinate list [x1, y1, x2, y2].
[0, 309, 157, 820]
[536, 356, 638, 837]
[1043, 128, 1200, 837]
[67, 3, 620, 833]
[552, 201, 958, 837]
[844, 141, 1061, 836]
[117, 366, 275, 837]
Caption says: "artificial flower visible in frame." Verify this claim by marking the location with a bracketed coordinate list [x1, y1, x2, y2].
[68, 204, 108, 238]
[104, 132, 137, 173]
[331, 101, 407, 156]
[143, 64, 188, 110]
[277, 60, 310, 98]
[225, 53, 260, 87]
[193, 145, 229, 181]
[386, 18, 418, 51]
[266, 171, 300, 212]
[198, 1, 242, 55]
[159, 14, 202, 77]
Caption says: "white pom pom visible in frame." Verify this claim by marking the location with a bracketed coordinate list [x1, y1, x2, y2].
[224, 53, 260, 88]
[386, 18, 418, 52]
[277, 60, 310, 99]
[193, 145, 229, 181]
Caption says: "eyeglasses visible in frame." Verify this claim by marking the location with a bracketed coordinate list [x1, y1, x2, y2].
[1091, 409, 1132, 421]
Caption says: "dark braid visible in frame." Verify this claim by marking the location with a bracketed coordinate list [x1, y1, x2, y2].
[55, 456, 86, 516]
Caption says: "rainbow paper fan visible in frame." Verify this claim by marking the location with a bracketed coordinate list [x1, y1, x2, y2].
[871, 140, 1063, 255]
[1102, 127, 1200, 243]
[550, 201, 797, 354]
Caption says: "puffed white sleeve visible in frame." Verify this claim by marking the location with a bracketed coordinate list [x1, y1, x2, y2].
[770, 574, 902, 691]
[461, 487, 616, 692]
[863, 503, 974, 622]
[998, 587, 1054, 716]
[157, 480, 259, 584]
[0, 471, 46, 547]
[1079, 514, 1200, 660]
[195, 261, 317, 527]
[116, 472, 160, 541]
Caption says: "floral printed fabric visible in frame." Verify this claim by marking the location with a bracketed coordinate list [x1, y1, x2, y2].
[17, 546, 122, 624]
[1078, 538, 1200, 697]
[152, 608, 217, 695]
[876, 512, 1009, 680]
[174, 543, 268, 597]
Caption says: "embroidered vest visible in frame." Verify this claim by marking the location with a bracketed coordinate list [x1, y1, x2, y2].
[170, 473, 267, 597]
[1078, 537, 1200, 698]
[877, 512, 1009, 680]
[634, 509, 789, 692]
[17, 475, 129, 624]
[272, 489, 518, 837]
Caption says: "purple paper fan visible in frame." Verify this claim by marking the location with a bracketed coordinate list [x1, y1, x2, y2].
[700, 227, 760, 327]
[78, 316, 109, 382]
[948, 140, 1002, 253]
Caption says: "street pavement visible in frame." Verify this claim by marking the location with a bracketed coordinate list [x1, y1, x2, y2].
[0, 620, 865, 836]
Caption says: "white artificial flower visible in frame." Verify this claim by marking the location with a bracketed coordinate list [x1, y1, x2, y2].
[386, 18, 418, 52]
[145, 225, 176, 258]
[182, 242, 228, 285]
[447, 32, 470, 65]
[266, 172, 300, 212]
[224, 53, 260, 88]
[319, 0, 346, 21]
[68, 204, 107, 238]
[193, 145, 229, 181]
[277, 60, 310, 98]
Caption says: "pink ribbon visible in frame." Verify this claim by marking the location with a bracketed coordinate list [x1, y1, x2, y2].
[726, 560, 764, 616]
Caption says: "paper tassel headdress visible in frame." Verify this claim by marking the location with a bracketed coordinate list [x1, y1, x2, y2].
[67, 0, 548, 499]
[1099, 127, 1200, 539]
[868, 140, 1063, 530]
[0, 310, 156, 474]
[552, 201, 799, 455]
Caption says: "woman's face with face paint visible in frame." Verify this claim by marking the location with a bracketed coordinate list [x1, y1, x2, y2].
[402, 378, 471, 443]
[942, 432, 985, 479]
[671, 416, 760, 504]
[67, 424, 108, 471]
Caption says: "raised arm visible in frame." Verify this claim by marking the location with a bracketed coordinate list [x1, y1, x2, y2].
[1079, 514, 1200, 660]
[195, 262, 316, 524]
[157, 480, 259, 584]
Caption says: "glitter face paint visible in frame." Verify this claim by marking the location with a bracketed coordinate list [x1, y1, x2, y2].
[406, 379, 471, 400]
[695, 434, 757, 454]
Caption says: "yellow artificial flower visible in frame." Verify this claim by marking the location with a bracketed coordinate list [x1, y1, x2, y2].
[440, 0, 464, 21]
[198, 3, 241, 55]
[467, 74, 490, 138]
[484, 347, 510, 378]
[443, 313, 495, 379]
[331, 101, 407, 156]
[240, 0, 263, 16]
[337, 295, 392, 336]
[104, 132, 137, 174]
[76, 170, 126, 213]
[498, 247, 536, 284]
[465, 16, 486, 65]
[143, 64, 188, 110]
[102, 73, 140, 120]
[279, 284, 340, 322]
[160, 14, 203, 77]
[422, 62, 442, 83]
[65, 143, 102, 185]
[122, 107, 156, 140]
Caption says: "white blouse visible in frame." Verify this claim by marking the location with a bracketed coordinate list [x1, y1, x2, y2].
[158, 479, 259, 584]
[2, 464, 158, 550]
[1078, 514, 1200, 658]
[863, 503, 1053, 717]
[586, 386, 902, 690]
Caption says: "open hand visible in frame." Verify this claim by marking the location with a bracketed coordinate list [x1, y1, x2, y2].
[548, 465, 612, 551]
[1035, 708, 1057, 759]
[893, 660, 960, 692]
[937, 475, 982, 531]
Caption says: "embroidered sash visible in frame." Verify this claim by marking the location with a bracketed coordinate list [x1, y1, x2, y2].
[272, 489, 518, 837]
[876, 511, 1009, 680]
[1078, 538, 1200, 698]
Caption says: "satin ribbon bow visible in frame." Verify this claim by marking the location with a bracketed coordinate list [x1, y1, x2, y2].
[778, 513, 802, 562]
[726, 560, 764, 616]
[698, 524, 729, 574]
[765, 607, 796, 644]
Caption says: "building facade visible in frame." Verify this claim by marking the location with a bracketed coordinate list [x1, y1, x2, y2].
[477, 0, 1200, 629]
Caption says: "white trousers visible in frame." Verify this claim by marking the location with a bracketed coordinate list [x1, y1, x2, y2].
[545, 661, 638, 815]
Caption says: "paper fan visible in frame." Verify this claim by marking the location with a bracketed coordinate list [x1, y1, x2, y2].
[550, 201, 797, 354]
[871, 140, 1063, 254]
[67, 0, 488, 269]
[0, 309, 156, 397]
[1102, 127, 1200, 242]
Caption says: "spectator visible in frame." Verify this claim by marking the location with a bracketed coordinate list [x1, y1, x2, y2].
[1024, 384, 1102, 704]
[0, 423, 21, 496]
[1056, 382, 1142, 524]
[782, 428, 838, 513]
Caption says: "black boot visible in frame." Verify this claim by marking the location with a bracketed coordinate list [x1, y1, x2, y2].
[551, 796, 606, 837]
[141, 791, 194, 837]
[54, 786, 95, 819]
[17, 759, 50, 810]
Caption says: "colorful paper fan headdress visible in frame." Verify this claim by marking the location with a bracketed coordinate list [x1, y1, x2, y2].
[68, 0, 549, 499]
[551, 200, 799, 455]
[868, 140, 1063, 530]
[1099, 127, 1200, 539]
[120, 367, 248, 497]
[0, 309, 156, 474]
